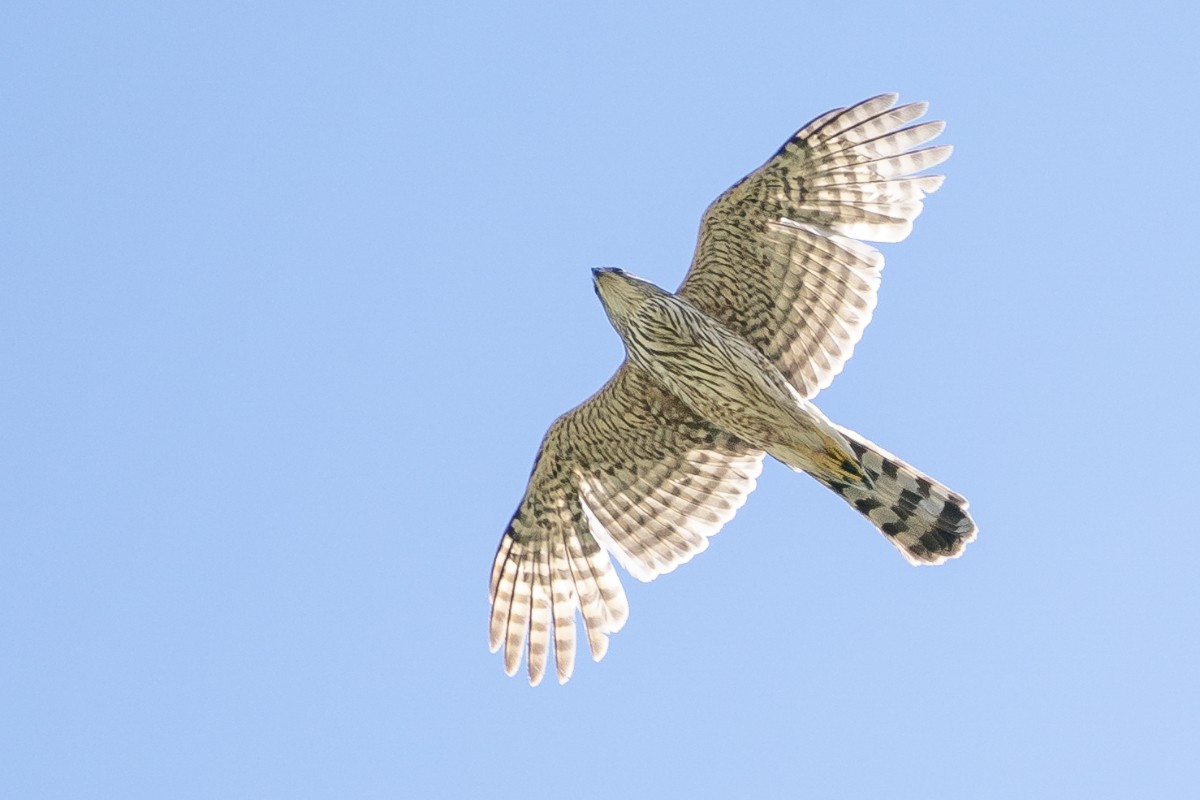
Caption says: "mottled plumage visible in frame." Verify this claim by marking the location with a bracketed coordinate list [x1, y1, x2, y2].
[490, 94, 976, 685]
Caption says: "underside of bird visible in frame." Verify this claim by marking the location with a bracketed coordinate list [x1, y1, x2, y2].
[593, 265, 975, 568]
[489, 93, 977, 686]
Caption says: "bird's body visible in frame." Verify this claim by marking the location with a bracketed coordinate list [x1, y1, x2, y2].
[489, 94, 977, 685]
[593, 268, 865, 486]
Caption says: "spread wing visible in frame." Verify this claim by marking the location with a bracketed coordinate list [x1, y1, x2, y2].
[677, 93, 951, 399]
[488, 364, 764, 685]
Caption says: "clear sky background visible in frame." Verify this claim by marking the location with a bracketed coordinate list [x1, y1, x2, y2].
[3, 1, 1198, 798]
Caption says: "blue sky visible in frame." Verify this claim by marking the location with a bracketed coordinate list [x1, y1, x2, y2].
[3, 1, 1198, 797]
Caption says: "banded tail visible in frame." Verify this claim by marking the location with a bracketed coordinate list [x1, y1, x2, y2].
[818, 424, 976, 564]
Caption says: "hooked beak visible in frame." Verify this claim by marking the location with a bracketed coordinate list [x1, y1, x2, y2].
[592, 266, 623, 281]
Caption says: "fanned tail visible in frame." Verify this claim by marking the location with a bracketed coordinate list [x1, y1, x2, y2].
[817, 424, 976, 564]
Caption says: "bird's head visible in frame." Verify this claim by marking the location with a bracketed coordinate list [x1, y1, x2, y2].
[592, 267, 665, 334]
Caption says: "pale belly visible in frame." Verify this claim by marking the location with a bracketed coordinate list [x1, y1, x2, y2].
[631, 316, 865, 483]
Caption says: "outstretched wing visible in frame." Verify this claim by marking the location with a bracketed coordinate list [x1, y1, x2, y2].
[489, 364, 764, 685]
[678, 93, 951, 399]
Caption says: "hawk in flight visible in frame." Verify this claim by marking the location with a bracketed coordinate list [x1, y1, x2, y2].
[489, 94, 976, 685]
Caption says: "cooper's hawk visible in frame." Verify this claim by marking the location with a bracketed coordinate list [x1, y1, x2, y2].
[489, 94, 976, 685]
